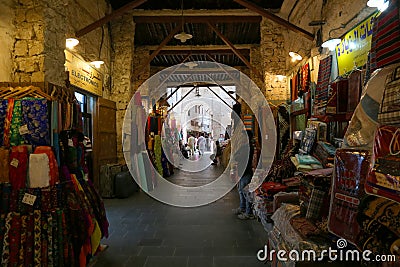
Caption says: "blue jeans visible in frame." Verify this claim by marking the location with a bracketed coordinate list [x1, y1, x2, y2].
[238, 173, 253, 215]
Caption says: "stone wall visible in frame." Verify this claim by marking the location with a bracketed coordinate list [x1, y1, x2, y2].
[0, 0, 15, 82]
[9, 0, 112, 91]
[110, 14, 135, 162]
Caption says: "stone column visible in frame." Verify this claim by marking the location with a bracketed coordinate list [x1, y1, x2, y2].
[260, 18, 288, 103]
[110, 14, 135, 163]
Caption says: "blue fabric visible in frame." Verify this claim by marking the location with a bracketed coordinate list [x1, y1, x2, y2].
[238, 173, 253, 215]
[0, 100, 7, 147]
[361, 93, 380, 121]
[21, 99, 50, 146]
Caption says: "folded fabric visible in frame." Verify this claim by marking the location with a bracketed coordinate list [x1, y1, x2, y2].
[290, 217, 321, 239]
[0, 147, 10, 183]
[306, 187, 326, 221]
[295, 154, 322, 165]
[28, 154, 50, 188]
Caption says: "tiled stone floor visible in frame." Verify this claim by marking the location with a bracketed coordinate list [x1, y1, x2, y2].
[92, 164, 270, 267]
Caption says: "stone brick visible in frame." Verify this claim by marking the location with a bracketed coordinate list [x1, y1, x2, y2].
[31, 71, 44, 82]
[14, 9, 26, 24]
[15, 23, 34, 39]
[14, 40, 28, 56]
[28, 41, 44, 56]
[26, 8, 42, 22]
[33, 24, 44, 40]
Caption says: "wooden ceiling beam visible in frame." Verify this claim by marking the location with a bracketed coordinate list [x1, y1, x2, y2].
[76, 0, 147, 37]
[133, 23, 182, 81]
[143, 44, 255, 50]
[233, 0, 314, 41]
[207, 22, 263, 82]
[155, 49, 250, 56]
[129, 9, 259, 16]
[134, 16, 261, 24]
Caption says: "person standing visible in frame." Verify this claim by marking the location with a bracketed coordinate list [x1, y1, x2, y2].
[197, 133, 206, 155]
[187, 134, 195, 156]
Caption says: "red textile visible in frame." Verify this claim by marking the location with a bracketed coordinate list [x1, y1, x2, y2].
[9, 146, 28, 190]
[3, 99, 15, 147]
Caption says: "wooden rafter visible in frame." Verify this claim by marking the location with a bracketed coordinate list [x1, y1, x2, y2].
[233, 0, 314, 41]
[134, 16, 261, 24]
[132, 23, 182, 81]
[75, 0, 147, 38]
[207, 22, 263, 82]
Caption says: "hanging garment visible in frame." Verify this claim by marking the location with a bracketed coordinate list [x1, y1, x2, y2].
[10, 100, 23, 146]
[0, 100, 8, 147]
[34, 146, 59, 186]
[0, 147, 10, 183]
[28, 154, 50, 188]
[301, 63, 310, 93]
[378, 65, 400, 126]
[314, 55, 333, 115]
[9, 213, 21, 266]
[9, 145, 29, 190]
[370, 0, 400, 71]
[22, 99, 50, 146]
[3, 99, 15, 147]
[1, 212, 12, 266]
[347, 70, 362, 112]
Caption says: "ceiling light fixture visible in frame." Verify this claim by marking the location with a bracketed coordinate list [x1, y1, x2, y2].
[367, 0, 389, 11]
[90, 60, 104, 68]
[289, 51, 303, 62]
[174, 0, 192, 43]
[184, 62, 198, 69]
[276, 75, 286, 81]
[66, 38, 79, 49]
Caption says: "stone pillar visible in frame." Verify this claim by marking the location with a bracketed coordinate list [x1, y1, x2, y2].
[260, 18, 289, 103]
[12, 0, 47, 83]
[132, 46, 150, 94]
[110, 14, 135, 163]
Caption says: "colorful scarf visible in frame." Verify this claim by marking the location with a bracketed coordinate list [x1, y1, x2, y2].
[22, 99, 50, 146]
[0, 147, 10, 183]
[3, 99, 15, 147]
[10, 100, 23, 146]
[0, 100, 8, 146]
[9, 145, 29, 190]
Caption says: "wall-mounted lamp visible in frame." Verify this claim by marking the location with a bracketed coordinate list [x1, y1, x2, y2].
[66, 38, 79, 49]
[367, 0, 389, 11]
[289, 51, 303, 62]
[276, 75, 286, 81]
[321, 38, 341, 51]
[90, 60, 104, 68]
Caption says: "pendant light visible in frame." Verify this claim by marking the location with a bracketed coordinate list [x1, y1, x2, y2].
[367, 0, 389, 11]
[174, 0, 192, 43]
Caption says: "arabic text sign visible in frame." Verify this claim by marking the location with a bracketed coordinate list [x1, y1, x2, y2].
[336, 12, 379, 76]
[65, 50, 103, 96]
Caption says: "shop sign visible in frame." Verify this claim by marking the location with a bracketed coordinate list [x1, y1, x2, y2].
[336, 12, 380, 76]
[65, 50, 103, 96]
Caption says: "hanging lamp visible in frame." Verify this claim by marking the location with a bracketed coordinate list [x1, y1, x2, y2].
[174, 0, 193, 43]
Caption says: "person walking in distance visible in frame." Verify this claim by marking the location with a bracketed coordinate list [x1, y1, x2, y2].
[187, 134, 195, 156]
[197, 133, 206, 156]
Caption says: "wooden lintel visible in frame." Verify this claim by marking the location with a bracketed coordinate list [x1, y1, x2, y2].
[76, 0, 147, 37]
[155, 49, 250, 56]
[133, 23, 182, 80]
[207, 22, 264, 81]
[134, 16, 261, 24]
[143, 44, 255, 51]
[129, 9, 260, 17]
[233, 0, 314, 41]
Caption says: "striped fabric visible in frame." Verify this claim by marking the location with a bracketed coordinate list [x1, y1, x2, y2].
[243, 114, 254, 131]
[378, 66, 400, 126]
[370, 0, 400, 71]
[314, 55, 333, 115]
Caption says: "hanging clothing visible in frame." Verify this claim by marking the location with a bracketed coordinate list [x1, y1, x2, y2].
[0, 147, 10, 183]
[0, 100, 8, 147]
[9, 145, 29, 190]
[28, 154, 50, 188]
[10, 100, 23, 147]
[22, 99, 50, 146]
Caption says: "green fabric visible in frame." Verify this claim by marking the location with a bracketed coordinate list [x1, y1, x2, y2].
[154, 135, 163, 175]
[10, 100, 23, 146]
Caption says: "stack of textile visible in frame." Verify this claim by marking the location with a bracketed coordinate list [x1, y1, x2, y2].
[290, 154, 323, 172]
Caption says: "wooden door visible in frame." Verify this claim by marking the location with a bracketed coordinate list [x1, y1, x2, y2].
[93, 97, 117, 189]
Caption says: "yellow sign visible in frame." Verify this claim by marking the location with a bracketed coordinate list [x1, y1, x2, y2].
[336, 12, 379, 76]
[64, 50, 103, 96]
